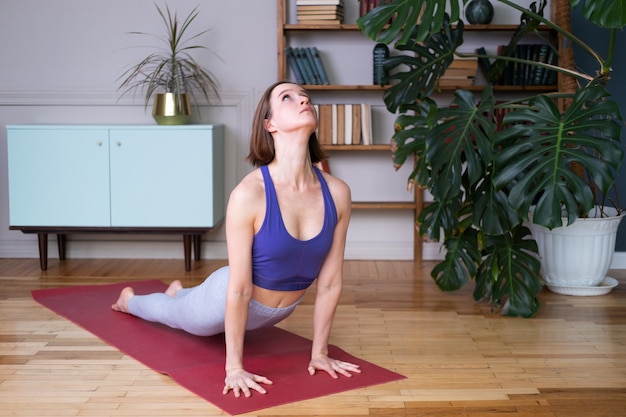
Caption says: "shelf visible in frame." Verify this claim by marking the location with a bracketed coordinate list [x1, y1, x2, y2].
[284, 24, 361, 31]
[436, 84, 558, 93]
[352, 201, 416, 210]
[278, 0, 423, 262]
[284, 24, 554, 32]
[302, 84, 556, 93]
[303, 84, 389, 91]
[322, 144, 390, 151]
[459, 24, 555, 31]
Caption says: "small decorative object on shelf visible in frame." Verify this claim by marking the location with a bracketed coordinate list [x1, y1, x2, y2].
[465, 0, 494, 24]
[117, 4, 221, 125]
[373, 43, 389, 86]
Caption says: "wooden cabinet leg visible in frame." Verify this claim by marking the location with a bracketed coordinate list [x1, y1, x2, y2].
[183, 234, 192, 271]
[193, 234, 201, 260]
[57, 234, 67, 260]
[37, 233, 48, 271]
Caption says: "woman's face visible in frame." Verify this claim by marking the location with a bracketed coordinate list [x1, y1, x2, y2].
[266, 83, 317, 135]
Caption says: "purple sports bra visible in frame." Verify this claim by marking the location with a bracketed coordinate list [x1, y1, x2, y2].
[251, 165, 338, 291]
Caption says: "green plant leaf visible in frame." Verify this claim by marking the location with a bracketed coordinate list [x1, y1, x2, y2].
[381, 18, 463, 112]
[431, 227, 481, 291]
[475, 224, 541, 317]
[356, 0, 461, 45]
[570, 0, 626, 29]
[426, 89, 496, 197]
[494, 85, 623, 228]
[117, 3, 221, 110]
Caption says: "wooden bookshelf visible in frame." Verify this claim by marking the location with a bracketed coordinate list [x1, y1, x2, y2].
[277, 0, 423, 262]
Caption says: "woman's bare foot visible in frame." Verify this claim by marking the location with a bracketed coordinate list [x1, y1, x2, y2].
[165, 280, 183, 297]
[111, 287, 135, 313]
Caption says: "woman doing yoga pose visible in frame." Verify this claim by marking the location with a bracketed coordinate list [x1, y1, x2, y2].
[111, 81, 359, 398]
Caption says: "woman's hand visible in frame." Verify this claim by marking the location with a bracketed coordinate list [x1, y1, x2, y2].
[223, 368, 273, 398]
[307, 354, 361, 378]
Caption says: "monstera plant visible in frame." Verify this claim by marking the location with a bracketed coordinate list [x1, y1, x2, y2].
[357, 0, 626, 317]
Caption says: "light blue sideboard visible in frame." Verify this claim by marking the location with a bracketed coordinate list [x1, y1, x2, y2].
[7, 124, 225, 270]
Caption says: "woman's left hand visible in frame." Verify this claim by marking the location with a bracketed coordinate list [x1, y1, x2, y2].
[307, 354, 361, 378]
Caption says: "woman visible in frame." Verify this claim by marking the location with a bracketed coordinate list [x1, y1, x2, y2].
[111, 81, 359, 398]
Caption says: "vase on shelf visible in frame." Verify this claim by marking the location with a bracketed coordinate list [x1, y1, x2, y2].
[465, 0, 494, 24]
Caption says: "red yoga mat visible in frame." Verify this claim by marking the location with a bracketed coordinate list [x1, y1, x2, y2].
[32, 280, 405, 415]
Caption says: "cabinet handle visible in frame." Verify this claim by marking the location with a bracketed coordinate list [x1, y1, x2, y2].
[96, 141, 102, 146]
[116, 141, 122, 147]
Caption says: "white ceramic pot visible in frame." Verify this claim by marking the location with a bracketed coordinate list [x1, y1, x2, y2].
[528, 206, 624, 291]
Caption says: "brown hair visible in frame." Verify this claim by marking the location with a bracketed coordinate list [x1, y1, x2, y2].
[246, 80, 328, 167]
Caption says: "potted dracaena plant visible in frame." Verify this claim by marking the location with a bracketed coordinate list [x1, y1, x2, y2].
[117, 3, 221, 125]
[357, 0, 626, 317]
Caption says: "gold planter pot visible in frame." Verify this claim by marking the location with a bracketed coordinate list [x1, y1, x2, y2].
[152, 93, 191, 125]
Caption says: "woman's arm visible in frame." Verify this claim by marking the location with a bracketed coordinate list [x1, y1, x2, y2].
[222, 173, 272, 397]
[308, 174, 361, 378]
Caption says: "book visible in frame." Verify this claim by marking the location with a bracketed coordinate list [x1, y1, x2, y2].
[336, 104, 345, 145]
[285, 46, 304, 84]
[352, 103, 362, 145]
[297, 19, 343, 25]
[531, 43, 550, 86]
[541, 45, 558, 85]
[331, 104, 338, 145]
[298, 5, 344, 12]
[310, 47, 330, 84]
[344, 104, 353, 145]
[296, 0, 344, 5]
[303, 47, 321, 84]
[318, 104, 333, 144]
[298, 13, 343, 19]
[294, 47, 316, 84]
[360, 103, 372, 145]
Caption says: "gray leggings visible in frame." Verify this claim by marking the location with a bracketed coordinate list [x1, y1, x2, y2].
[128, 266, 301, 336]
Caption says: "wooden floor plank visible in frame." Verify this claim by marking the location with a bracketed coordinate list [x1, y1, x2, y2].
[1, 258, 625, 416]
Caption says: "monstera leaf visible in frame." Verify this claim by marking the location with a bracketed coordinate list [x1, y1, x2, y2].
[494, 84, 623, 229]
[474, 225, 541, 318]
[380, 18, 464, 112]
[356, 0, 461, 45]
[431, 227, 481, 292]
[571, 0, 626, 29]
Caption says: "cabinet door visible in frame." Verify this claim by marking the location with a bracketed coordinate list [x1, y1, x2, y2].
[7, 127, 111, 227]
[109, 128, 224, 228]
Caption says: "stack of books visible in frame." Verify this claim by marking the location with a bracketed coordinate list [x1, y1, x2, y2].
[315, 103, 373, 146]
[285, 46, 330, 85]
[437, 58, 478, 88]
[296, 0, 344, 25]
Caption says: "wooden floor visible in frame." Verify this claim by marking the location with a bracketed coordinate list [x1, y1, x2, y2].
[1, 258, 625, 416]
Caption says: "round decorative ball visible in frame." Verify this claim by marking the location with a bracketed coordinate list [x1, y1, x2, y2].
[465, 0, 494, 24]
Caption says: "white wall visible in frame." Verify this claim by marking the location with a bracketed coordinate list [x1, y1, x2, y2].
[0, 0, 416, 262]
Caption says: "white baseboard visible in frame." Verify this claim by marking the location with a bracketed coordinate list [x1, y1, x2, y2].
[3, 237, 626, 266]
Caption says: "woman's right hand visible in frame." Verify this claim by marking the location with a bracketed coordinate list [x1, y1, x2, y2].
[223, 368, 273, 397]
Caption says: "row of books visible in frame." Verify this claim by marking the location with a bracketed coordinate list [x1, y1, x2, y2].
[438, 58, 478, 88]
[314, 103, 373, 145]
[478, 43, 558, 86]
[296, 0, 344, 25]
[286, 46, 330, 85]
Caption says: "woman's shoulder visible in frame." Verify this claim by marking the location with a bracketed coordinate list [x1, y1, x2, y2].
[318, 169, 351, 207]
[229, 168, 265, 206]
